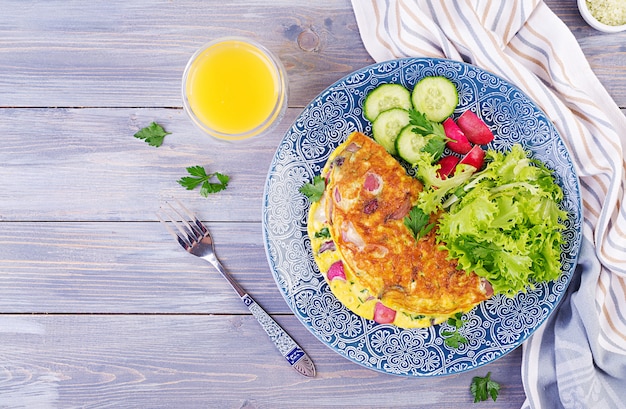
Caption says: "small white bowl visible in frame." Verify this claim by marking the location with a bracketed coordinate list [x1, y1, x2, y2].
[578, 0, 626, 33]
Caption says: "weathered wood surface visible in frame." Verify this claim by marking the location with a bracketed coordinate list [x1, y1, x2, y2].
[0, 221, 283, 314]
[0, 107, 293, 222]
[0, 0, 372, 109]
[0, 0, 624, 407]
[0, 0, 624, 108]
[0, 315, 525, 408]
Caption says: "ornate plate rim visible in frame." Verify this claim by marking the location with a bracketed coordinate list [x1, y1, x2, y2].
[262, 57, 583, 377]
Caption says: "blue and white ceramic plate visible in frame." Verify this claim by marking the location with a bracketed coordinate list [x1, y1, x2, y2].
[262, 58, 582, 377]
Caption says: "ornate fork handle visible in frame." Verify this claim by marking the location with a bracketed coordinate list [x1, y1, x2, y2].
[204, 244, 315, 377]
[242, 294, 316, 377]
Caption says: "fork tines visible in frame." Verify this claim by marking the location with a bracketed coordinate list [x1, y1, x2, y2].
[157, 200, 207, 251]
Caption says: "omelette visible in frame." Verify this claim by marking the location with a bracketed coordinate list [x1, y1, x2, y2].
[307, 132, 492, 328]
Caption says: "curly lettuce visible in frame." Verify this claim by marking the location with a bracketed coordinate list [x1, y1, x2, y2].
[428, 144, 568, 296]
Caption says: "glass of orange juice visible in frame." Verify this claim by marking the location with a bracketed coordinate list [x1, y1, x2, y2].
[182, 37, 288, 141]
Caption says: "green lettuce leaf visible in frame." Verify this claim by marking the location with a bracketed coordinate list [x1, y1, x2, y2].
[434, 144, 568, 296]
[414, 155, 476, 214]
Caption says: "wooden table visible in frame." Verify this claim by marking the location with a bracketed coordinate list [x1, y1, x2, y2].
[0, 1, 623, 407]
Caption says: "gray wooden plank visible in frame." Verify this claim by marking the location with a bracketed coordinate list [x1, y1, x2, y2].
[0, 314, 525, 408]
[0, 221, 288, 314]
[0, 0, 623, 109]
[0, 107, 294, 222]
[0, 0, 373, 109]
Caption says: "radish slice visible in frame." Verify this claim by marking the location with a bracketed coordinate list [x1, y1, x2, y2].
[460, 145, 486, 170]
[443, 117, 472, 154]
[373, 302, 396, 324]
[456, 110, 494, 145]
[326, 261, 346, 281]
[436, 155, 460, 179]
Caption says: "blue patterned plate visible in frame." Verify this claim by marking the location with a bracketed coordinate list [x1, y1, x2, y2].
[262, 58, 582, 377]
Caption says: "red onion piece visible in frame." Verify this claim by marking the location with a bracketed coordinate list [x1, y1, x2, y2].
[318, 240, 336, 254]
[386, 197, 412, 221]
[482, 278, 494, 298]
[334, 187, 341, 203]
[345, 142, 361, 153]
[341, 221, 366, 249]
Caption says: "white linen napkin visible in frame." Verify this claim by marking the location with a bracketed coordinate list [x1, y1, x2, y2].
[350, 1, 626, 407]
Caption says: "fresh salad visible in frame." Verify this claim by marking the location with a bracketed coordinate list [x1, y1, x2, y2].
[364, 76, 568, 296]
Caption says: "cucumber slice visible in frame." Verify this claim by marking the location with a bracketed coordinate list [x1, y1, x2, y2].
[411, 76, 458, 123]
[395, 125, 429, 165]
[372, 108, 410, 156]
[364, 84, 412, 122]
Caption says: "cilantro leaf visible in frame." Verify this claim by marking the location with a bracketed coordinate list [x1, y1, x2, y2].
[470, 372, 500, 402]
[403, 205, 435, 240]
[186, 165, 208, 178]
[134, 122, 171, 147]
[409, 109, 435, 135]
[177, 166, 229, 197]
[299, 175, 326, 202]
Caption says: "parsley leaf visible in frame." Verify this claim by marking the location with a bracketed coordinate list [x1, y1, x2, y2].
[134, 122, 171, 147]
[299, 175, 326, 202]
[442, 312, 468, 348]
[314, 227, 331, 239]
[470, 372, 500, 402]
[409, 109, 448, 160]
[403, 205, 435, 240]
[441, 330, 467, 348]
[177, 166, 229, 197]
[422, 134, 448, 160]
[447, 312, 465, 328]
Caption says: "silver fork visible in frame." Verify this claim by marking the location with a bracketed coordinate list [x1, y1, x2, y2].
[158, 200, 315, 378]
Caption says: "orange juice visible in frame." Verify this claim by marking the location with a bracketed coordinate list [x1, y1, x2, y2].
[182, 38, 287, 140]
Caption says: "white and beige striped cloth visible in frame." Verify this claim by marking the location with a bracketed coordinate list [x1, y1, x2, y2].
[350, 1, 626, 407]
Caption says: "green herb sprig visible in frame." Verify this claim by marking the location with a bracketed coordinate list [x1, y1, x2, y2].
[470, 372, 500, 402]
[441, 312, 468, 348]
[314, 227, 331, 239]
[403, 205, 435, 240]
[177, 166, 230, 197]
[134, 122, 171, 147]
[299, 175, 326, 202]
[409, 109, 448, 160]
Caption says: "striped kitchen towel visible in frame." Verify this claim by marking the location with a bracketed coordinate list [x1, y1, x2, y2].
[350, 1, 626, 408]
